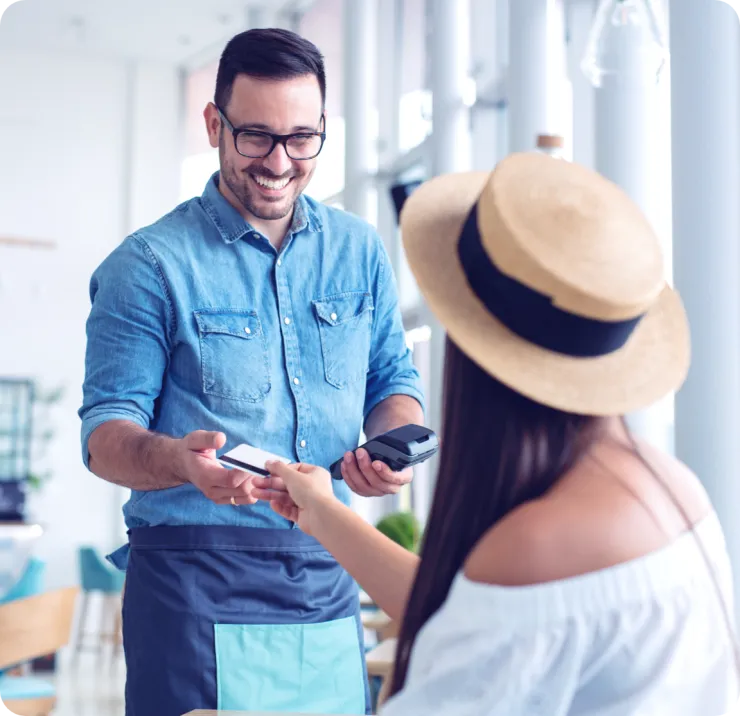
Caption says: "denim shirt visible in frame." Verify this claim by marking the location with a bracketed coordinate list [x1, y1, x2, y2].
[79, 173, 424, 567]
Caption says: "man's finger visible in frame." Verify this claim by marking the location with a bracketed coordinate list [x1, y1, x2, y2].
[185, 430, 226, 452]
[207, 466, 249, 490]
[209, 479, 255, 500]
[372, 461, 412, 486]
[251, 476, 287, 492]
[251, 487, 284, 501]
[355, 449, 393, 492]
[342, 455, 383, 497]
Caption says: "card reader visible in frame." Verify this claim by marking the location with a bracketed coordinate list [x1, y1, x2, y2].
[330, 424, 439, 480]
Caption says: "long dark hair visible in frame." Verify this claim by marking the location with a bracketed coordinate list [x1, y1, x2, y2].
[389, 336, 605, 695]
[390, 337, 740, 696]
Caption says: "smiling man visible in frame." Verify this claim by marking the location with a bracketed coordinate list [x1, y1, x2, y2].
[78, 29, 424, 716]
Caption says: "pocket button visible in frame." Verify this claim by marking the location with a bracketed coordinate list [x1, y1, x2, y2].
[244, 327, 251, 335]
[330, 312, 338, 321]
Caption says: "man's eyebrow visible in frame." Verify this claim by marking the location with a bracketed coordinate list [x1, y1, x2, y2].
[235, 122, 320, 133]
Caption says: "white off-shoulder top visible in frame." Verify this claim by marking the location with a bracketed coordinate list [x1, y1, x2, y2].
[382, 512, 739, 715]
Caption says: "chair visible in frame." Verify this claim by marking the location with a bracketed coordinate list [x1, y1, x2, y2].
[0, 586, 78, 716]
[0, 557, 45, 605]
[72, 546, 125, 667]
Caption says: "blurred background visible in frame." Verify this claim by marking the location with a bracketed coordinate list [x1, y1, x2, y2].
[0, 0, 737, 714]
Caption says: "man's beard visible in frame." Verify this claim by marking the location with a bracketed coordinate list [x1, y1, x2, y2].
[219, 144, 300, 221]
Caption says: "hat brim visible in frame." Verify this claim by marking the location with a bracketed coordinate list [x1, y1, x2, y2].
[401, 171, 690, 416]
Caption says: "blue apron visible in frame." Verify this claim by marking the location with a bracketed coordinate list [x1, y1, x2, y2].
[122, 525, 371, 716]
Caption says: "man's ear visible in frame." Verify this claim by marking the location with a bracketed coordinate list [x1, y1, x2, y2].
[204, 103, 221, 149]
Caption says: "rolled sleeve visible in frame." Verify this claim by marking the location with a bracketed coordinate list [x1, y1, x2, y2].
[364, 236, 425, 419]
[78, 235, 174, 469]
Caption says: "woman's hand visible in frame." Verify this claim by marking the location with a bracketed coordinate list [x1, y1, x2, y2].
[251, 461, 336, 535]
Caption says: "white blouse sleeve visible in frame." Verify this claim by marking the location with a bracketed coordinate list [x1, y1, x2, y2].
[379, 626, 577, 716]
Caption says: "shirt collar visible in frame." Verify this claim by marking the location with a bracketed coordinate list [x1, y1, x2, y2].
[200, 171, 322, 244]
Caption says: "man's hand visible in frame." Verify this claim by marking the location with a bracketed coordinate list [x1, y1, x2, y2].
[340, 448, 412, 497]
[175, 430, 257, 506]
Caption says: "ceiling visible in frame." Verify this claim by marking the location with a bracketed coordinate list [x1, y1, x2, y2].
[0, 0, 312, 66]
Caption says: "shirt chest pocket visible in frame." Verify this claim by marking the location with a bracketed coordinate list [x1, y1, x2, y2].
[194, 309, 271, 403]
[312, 291, 374, 390]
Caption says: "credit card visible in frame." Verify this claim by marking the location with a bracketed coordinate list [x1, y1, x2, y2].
[217, 444, 291, 477]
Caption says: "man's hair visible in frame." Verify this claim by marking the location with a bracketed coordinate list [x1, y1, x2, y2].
[215, 28, 326, 110]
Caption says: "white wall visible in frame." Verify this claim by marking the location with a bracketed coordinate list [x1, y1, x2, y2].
[0, 48, 182, 589]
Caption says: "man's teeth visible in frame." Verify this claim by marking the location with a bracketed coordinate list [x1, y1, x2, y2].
[254, 176, 290, 190]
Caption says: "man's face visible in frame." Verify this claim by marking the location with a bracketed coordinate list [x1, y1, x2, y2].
[206, 74, 324, 222]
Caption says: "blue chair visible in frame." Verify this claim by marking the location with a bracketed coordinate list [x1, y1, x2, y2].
[0, 587, 78, 715]
[0, 557, 45, 605]
[72, 547, 125, 667]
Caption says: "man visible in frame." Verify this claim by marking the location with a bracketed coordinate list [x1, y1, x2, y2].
[79, 28, 424, 716]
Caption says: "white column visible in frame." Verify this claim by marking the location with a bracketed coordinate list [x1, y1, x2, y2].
[376, 0, 403, 272]
[671, 0, 740, 600]
[508, 0, 567, 152]
[470, 0, 507, 171]
[343, 0, 380, 523]
[371, 0, 404, 521]
[425, 0, 471, 488]
[429, 0, 471, 175]
[566, 0, 596, 168]
[592, 9, 669, 453]
[342, 0, 377, 223]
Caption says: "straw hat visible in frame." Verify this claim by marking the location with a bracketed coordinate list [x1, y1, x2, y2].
[400, 152, 689, 416]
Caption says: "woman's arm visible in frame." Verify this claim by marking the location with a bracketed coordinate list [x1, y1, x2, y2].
[310, 496, 419, 621]
[252, 461, 419, 622]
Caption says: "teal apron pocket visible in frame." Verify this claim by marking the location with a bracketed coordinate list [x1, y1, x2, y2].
[215, 616, 366, 714]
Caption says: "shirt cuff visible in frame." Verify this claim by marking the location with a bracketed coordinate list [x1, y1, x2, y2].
[364, 384, 426, 421]
[80, 409, 149, 470]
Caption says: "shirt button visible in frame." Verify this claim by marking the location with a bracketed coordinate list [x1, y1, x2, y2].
[284, 317, 291, 325]
[330, 312, 338, 321]
[293, 377, 300, 385]
[300, 439, 306, 448]
[276, 258, 282, 267]
[244, 327, 251, 335]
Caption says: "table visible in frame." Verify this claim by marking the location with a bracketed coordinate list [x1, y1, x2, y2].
[361, 610, 397, 643]
[365, 638, 396, 679]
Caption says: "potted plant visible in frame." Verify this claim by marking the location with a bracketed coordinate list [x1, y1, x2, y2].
[375, 511, 421, 553]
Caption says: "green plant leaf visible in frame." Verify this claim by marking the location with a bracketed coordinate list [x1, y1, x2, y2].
[375, 512, 420, 552]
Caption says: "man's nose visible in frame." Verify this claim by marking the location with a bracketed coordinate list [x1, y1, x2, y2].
[262, 143, 293, 176]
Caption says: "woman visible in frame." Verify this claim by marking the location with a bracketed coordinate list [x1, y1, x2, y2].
[252, 153, 739, 714]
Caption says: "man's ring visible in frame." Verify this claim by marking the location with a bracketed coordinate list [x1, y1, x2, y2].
[230, 496, 237, 507]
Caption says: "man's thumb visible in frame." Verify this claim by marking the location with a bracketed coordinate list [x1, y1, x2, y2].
[184, 430, 226, 452]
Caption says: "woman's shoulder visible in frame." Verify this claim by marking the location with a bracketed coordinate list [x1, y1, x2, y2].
[463, 445, 713, 588]
[463, 497, 590, 586]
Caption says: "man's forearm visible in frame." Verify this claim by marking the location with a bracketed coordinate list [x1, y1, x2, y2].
[364, 394, 425, 440]
[87, 420, 184, 491]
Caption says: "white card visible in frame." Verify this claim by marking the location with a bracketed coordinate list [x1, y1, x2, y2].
[218, 443, 291, 476]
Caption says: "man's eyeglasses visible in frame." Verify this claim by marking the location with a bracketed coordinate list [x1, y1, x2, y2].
[217, 106, 326, 160]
